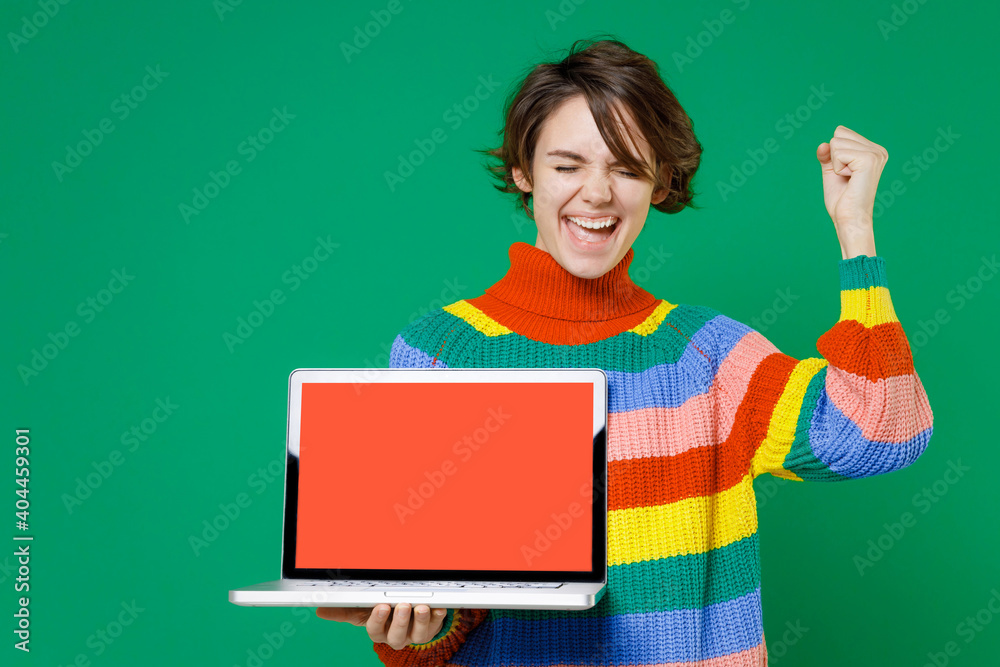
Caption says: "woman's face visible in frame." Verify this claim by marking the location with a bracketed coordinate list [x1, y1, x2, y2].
[513, 94, 668, 279]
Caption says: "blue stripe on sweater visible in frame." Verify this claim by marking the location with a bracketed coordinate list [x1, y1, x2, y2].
[604, 314, 740, 413]
[808, 389, 932, 478]
[453, 588, 763, 665]
[389, 334, 450, 369]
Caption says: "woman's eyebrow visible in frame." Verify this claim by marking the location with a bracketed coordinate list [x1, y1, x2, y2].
[545, 149, 630, 166]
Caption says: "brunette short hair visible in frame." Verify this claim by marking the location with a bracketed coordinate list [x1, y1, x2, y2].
[478, 37, 703, 220]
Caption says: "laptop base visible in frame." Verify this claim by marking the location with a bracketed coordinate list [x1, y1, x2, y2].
[229, 580, 604, 610]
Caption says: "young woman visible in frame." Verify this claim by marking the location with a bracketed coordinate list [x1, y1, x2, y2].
[319, 37, 933, 666]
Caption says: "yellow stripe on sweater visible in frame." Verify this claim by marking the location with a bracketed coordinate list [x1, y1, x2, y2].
[749, 357, 829, 480]
[838, 286, 898, 327]
[628, 300, 676, 336]
[442, 300, 513, 336]
[608, 474, 757, 566]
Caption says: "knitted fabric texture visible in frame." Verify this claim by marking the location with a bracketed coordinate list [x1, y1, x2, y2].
[373, 241, 934, 666]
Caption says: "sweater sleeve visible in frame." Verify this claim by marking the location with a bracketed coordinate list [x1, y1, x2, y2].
[371, 323, 490, 666]
[371, 608, 490, 667]
[711, 254, 934, 481]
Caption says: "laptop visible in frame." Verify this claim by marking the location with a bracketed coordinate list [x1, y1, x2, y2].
[229, 366, 608, 610]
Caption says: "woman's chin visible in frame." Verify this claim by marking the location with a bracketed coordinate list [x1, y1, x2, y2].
[552, 248, 617, 279]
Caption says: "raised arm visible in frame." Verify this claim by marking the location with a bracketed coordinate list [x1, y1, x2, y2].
[712, 254, 933, 482]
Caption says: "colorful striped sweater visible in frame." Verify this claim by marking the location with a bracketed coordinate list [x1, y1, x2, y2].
[374, 241, 934, 666]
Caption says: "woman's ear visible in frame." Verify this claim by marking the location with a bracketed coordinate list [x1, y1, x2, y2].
[512, 165, 532, 193]
[650, 162, 672, 205]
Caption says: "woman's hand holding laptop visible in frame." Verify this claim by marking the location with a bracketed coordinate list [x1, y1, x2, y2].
[316, 603, 449, 649]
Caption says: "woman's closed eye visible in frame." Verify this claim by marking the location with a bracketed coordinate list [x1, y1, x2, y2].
[555, 166, 639, 178]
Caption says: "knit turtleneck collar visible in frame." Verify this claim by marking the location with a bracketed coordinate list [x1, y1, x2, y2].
[464, 242, 661, 345]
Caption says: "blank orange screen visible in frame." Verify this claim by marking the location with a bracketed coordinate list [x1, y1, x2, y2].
[295, 381, 594, 571]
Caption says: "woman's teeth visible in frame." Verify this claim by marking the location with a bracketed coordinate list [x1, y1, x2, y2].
[566, 215, 618, 229]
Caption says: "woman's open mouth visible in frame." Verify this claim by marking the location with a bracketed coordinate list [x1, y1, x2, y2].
[562, 215, 620, 246]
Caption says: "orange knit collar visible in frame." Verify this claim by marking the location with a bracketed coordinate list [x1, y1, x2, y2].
[482, 242, 656, 322]
[463, 242, 661, 344]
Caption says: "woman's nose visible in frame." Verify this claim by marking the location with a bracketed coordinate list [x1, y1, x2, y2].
[581, 173, 612, 204]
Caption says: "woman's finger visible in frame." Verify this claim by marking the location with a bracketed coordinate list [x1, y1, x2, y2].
[384, 602, 413, 650]
[315, 606, 370, 626]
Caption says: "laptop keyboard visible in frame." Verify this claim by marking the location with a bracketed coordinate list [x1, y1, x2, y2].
[295, 580, 563, 588]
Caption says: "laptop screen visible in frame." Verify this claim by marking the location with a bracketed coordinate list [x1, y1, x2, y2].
[290, 377, 599, 576]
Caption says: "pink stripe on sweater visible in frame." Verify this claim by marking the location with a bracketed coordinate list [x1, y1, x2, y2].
[825, 367, 934, 443]
[713, 331, 777, 443]
[507, 641, 766, 667]
[655, 641, 766, 667]
[608, 395, 716, 462]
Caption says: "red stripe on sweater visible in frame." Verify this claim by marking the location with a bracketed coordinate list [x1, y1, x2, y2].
[816, 320, 914, 380]
[608, 353, 795, 510]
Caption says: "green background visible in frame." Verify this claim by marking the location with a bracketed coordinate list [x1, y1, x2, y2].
[3, 0, 998, 665]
